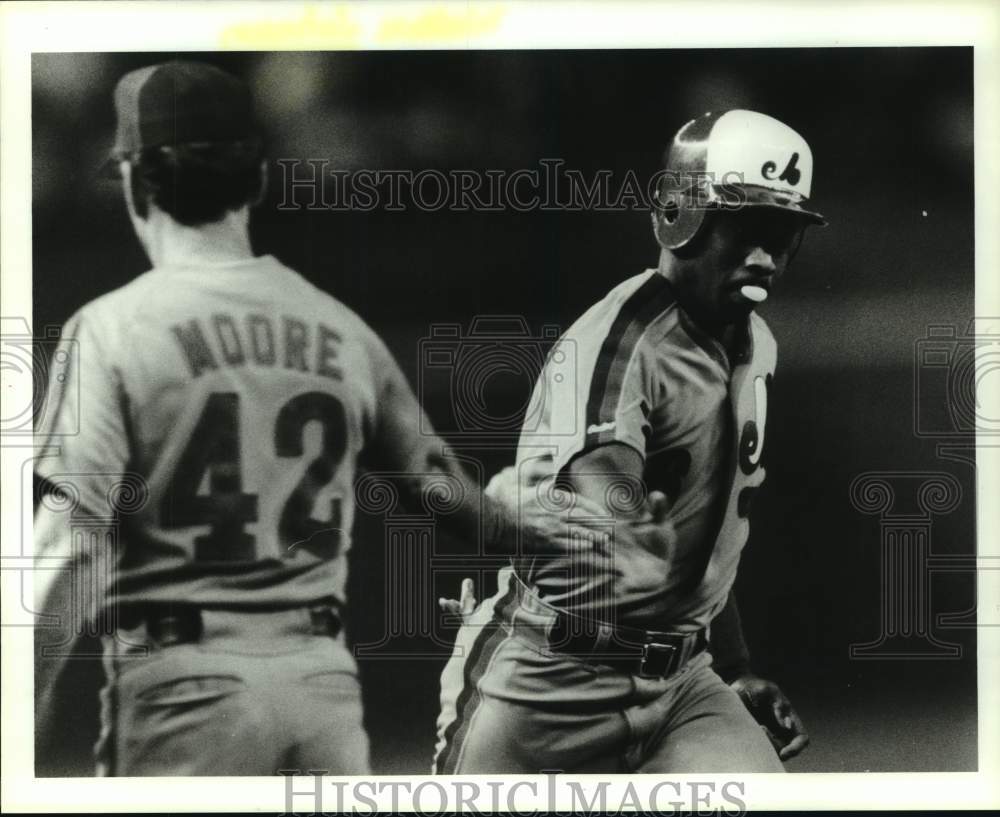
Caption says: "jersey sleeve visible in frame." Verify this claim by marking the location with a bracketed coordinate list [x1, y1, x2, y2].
[359, 327, 441, 474]
[34, 308, 131, 519]
[550, 336, 657, 475]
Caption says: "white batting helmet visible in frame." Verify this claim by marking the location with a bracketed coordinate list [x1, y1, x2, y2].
[653, 109, 827, 250]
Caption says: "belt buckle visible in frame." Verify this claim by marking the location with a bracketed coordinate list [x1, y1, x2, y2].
[639, 641, 677, 679]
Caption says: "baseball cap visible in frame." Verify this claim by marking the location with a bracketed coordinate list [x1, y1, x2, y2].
[107, 60, 257, 170]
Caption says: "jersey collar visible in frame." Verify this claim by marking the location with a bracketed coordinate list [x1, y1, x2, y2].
[677, 307, 753, 376]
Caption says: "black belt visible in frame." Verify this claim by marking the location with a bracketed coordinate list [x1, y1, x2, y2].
[511, 577, 707, 680]
[121, 603, 342, 646]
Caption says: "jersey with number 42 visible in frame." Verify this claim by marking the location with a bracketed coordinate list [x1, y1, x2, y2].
[36, 255, 399, 610]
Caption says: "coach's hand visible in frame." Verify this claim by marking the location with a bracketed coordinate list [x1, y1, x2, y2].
[486, 465, 615, 556]
[729, 674, 810, 760]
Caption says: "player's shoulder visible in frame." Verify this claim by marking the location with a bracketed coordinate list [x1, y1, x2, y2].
[569, 269, 681, 343]
[598, 268, 676, 312]
[303, 274, 383, 339]
[79, 269, 158, 313]
[561, 270, 682, 384]
[277, 262, 393, 360]
[62, 269, 161, 345]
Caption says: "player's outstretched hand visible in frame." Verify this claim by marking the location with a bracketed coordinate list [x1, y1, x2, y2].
[729, 674, 810, 761]
[439, 577, 477, 618]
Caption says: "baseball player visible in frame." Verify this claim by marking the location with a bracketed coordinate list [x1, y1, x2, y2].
[32, 61, 588, 777]
[434, 110, 823, 773]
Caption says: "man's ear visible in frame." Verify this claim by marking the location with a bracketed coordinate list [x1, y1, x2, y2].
[252, 160, 268, 207]
[119, 160, 155, 225]
[119, 161, 153, 264]
[650, 209, 662, 246]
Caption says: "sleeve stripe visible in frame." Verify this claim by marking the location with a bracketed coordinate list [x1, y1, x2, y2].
[584, 273, 676, 447]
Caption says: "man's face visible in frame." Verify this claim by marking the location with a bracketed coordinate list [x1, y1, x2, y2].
[675, 206, 806, 326]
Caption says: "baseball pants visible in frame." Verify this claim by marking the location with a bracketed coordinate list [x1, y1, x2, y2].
[97, 606, 369, 776]
[434, 570, 783, 774]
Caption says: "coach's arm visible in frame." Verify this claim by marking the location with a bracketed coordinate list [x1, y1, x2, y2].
[32, 492, 119, 758]
[359, 350, 592, 558]
[32, 309, 128, 750]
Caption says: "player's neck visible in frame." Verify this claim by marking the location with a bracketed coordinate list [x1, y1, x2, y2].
[658, 255, 725, 341]
[657, 254, 746, 361]
[139, 207, 255, 269]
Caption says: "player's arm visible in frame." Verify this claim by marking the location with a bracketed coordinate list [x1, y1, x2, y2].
[710, 590, 752, 682]
[33, 310, 128, 730]
[558, 334, 680, 561]
[713, 591, 810, 760]
[562, 442, 677, 583]
[564, 442, 645, 514]
[33, 498, 117, 740]
[360, 349, 586, 556]
[567, 443, 809, 760]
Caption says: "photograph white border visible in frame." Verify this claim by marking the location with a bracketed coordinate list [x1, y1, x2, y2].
[2, 0, 998, 811]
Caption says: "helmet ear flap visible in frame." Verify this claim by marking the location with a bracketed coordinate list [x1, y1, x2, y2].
[653, 192, 707, 250]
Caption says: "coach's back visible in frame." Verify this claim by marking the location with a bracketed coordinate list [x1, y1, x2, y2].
[36, 255, 391, 611]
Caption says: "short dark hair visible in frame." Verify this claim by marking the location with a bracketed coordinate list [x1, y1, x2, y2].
[128, 139, 264, 226]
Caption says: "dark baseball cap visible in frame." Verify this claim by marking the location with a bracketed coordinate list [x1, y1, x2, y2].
[109, 60, 257, 166]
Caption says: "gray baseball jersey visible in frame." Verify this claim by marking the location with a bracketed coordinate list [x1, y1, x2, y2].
[36, 254, 409, 610]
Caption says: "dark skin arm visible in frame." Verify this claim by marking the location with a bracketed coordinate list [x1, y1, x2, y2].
[437, 442, 671, 611]
[710, 589, 752, 682]
[713, 591, 810, 760]
[564, 442, 676, 580]
[566, 442, 809, 761]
